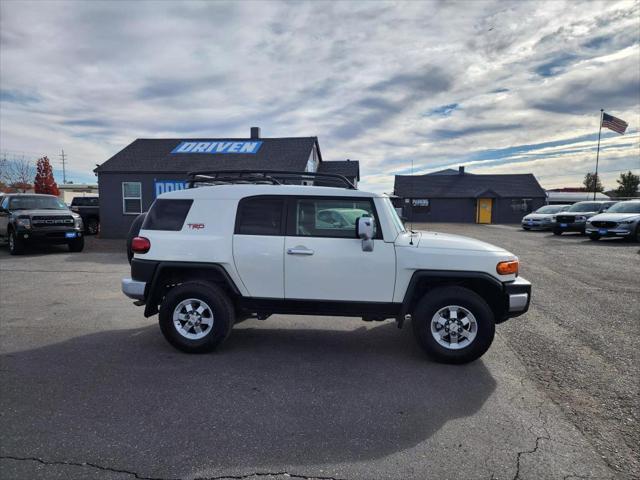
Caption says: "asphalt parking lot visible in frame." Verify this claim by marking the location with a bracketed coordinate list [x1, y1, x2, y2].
[0, 226, 638, 480]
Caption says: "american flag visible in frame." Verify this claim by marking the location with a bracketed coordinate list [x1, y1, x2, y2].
[601, 112, 628, 135]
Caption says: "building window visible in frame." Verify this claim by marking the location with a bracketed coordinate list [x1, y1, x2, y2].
[511, 198, 533, 213]
[122, 182, 142, 215]
[410, 198, 431, 213]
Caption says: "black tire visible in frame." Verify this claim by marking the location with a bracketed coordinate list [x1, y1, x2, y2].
[159, 282, 234, 353]
[522, 226, 530, 231]
[68, 236, 85, 252]
[85, 217, 99, 235]
[634, 225, 640, 243]
[8, 229, 24, 255]
[552, 228, 562, 236]
[589, 232, 600, 241]
[412, 286, 495, 364]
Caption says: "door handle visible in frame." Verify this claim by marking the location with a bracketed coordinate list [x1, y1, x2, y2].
[287, 247, 314, 255]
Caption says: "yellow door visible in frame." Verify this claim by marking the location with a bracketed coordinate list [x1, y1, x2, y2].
[477, 198, 493, 224]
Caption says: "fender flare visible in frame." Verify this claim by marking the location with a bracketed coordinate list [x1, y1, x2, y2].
[143, 261, 241, 317]
[400, 269, 505, 319]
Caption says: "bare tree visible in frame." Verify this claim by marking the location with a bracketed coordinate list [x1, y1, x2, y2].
[1, 155, 36, 192]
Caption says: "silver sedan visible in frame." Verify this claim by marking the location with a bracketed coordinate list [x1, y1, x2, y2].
[521, 204, 571, 230]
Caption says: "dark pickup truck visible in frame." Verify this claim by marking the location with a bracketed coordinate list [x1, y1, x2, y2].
[0, 193, 84, 255]
[70, 196, 100, 234]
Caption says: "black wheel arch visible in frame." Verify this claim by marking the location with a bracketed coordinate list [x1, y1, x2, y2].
[401, 270, 509, 324]
[138, 261, 241, 317]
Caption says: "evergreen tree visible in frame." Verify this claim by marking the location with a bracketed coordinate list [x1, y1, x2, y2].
[615, 171, 640, 198]
[583, 172, 603, 193]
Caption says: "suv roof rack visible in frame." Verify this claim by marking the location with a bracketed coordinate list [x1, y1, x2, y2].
[185, 170, 356, 190]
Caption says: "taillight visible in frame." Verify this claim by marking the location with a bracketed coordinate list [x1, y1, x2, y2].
[131, 236, 150, 254]
[497, 260, 519, 276]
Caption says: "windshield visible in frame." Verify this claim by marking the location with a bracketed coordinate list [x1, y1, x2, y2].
[535, 205, 568, 214]
[381, 196, 406, 234]
[605, 202, 640, 214]
[567, 202, 600, 212]
[8, 195, 67, 210]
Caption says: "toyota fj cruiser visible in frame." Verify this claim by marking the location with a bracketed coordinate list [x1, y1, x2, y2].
[122, 171, 531, 364]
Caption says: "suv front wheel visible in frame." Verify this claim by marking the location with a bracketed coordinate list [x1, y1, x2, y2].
[8, 229, 25, 255]
[412, 286, 495, 364]
[159, 282, 234, 353]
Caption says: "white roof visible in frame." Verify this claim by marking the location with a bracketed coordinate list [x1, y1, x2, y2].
[161, 183, 382, 200]
[546, 191, 610, 202]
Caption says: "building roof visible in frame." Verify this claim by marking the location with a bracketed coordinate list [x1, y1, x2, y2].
[317, 160, 360, 181]
[546, 191, 610, 202]
[95, 137, 320, 174]
[426, 168, 474, 176]
[394, 172, 546, 198]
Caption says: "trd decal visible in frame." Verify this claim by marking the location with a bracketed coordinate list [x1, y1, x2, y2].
[187, 223, 205, 230]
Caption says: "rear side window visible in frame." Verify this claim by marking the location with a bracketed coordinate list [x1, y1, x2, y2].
[72, 197, 99, 206]
[235, 196, 285, 236]
[142, 199, 193, 231]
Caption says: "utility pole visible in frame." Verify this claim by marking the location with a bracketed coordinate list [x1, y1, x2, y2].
[60, 148, 67, 184]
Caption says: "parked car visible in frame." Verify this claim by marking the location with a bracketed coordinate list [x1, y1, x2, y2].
[585, 200, 640, 242]
[521, 204, 570, 230]
[0, 193, 84, 254]
[552, 201, 617, 235]
[122, 170, 531, 364]
[70, 196, 100, 235]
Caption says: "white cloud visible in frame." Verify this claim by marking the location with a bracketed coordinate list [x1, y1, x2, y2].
[0, 0, 638, 191]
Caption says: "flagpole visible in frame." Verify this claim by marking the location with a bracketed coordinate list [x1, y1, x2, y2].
[593, 108, 604, 201]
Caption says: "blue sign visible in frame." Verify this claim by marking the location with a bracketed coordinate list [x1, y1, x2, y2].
[155, 180, 187, 198]
[171, 141, 263, 154]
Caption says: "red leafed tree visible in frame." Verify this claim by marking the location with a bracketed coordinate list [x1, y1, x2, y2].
[34, 156, 60, 196]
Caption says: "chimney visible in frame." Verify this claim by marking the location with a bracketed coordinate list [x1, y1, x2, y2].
[250, 127, 261, 139]
[459, 166, 465, 175]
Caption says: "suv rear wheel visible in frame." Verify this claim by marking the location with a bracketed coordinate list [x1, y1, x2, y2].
[85, 217, 99, 235]
[412, 286, 495, 364]
[159, 282, 234, 353]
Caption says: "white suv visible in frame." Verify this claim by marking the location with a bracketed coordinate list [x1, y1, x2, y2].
[122, 171, 531, 364]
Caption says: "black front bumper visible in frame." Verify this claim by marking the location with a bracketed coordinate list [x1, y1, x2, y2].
[502, 276, 531, 320]
[554, 222, 586, 233]
[16, 227, 83, 244]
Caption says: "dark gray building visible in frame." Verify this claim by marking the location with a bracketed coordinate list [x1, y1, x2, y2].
[95, 128, 359, 238]
[394, 167, 546, 224]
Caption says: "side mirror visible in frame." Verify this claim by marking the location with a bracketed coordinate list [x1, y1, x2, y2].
[356, 216, 375, 252]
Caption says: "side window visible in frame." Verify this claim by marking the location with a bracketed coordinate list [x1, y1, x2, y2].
[142, 199, 193, 231]
[235, 196, 285, 236]
[289, 197, 379, 238]
[1, 197, 8, 209]
[122, 182, 142, 215]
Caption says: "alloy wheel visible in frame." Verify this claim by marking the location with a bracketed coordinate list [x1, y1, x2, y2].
[430, 305, 478, 350]
[172, 298, 214, 340]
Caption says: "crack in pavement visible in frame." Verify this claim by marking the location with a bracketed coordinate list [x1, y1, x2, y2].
[0, 455, 347, 480]
[0, 455, 166, 479]
[512, 434, 549, 480]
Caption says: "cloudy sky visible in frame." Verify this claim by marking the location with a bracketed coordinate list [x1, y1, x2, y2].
[1, 0, 639, 192]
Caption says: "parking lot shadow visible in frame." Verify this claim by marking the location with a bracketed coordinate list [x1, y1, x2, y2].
[0, 321, 496, 475]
